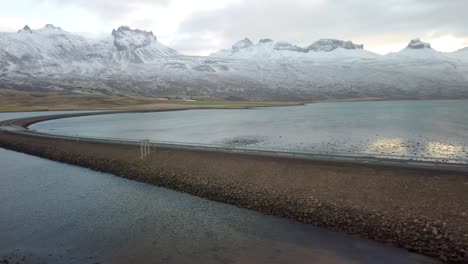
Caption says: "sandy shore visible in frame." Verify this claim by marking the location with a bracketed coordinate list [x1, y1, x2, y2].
[0, 120, 467, 263]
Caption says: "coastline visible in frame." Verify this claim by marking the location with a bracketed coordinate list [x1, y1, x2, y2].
[0, 89, 305, 113]
[0, 111, 467, 263]
[2, 91, 467, 113]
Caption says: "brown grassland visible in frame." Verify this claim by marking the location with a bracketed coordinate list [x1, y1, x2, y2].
[0, 89, 302, 112]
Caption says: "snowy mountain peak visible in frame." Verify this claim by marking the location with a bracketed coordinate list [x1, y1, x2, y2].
[407, 38, 431, 49]
[110, 26, 178, 63]
[307, 39, 364, 52]
[113, 26, 156, 38]
[1, 26, 468, 101]
[17, 25, 32, 34]
[211, 37, 373, 59]
[16, 24, 65, 35]
[42, 24, 63, 31]
[112, 26, 158, 51]
[35, 24, 66, 35]
[259, 38, 274, 44]
[273, 41, 305, 52]
[232, 38, 253, 51]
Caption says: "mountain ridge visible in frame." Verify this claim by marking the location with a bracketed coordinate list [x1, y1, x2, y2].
[1, 24, 467, 101]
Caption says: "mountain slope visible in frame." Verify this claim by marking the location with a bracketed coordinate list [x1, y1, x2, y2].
[0, 25, 180, 72]
[448, 47, 468, 62]
[109, 26, 179, 64]
[210, 38, 377, 61]
[0, 24, 105, 72]
[1, 26, 467, 101]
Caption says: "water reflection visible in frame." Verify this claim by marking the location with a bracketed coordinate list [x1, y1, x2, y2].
[426, 142, 463, 158]
[365, 138, 466, 162]
[29, 100, 468, 163]
[0, 148, 440, 264]
[366, 138, 408, 156]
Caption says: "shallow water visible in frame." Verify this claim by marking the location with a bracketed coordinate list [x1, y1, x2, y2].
[1, 110, 441, 263]
[31, 100, 468, 163]
[0, 147, 438, 264]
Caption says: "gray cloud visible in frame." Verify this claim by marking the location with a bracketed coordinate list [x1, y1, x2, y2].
[32, 0, 468, 54]
[168, 33, 231, 56]
[177, 0, 468, 50]
[48, 0, 169, 20]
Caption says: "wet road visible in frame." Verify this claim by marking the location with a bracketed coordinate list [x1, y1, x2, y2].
[0, 148, 439, 264]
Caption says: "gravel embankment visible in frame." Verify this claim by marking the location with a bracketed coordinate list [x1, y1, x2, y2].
[0, 131, 467, 263]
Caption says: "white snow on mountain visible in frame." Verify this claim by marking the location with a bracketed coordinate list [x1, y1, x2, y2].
[210, 38, 375, 60]
[307, 39, 364, 52]
[0, 25, 467, 101]
[407, 38, 431, 49]
[0, 24, 103, 72]
[232, 38, 254, 51]
[110, 26, 179, 64]
[272, 41, 305, 52]
[0, 25, 180, 72]
[384, 38, 445, 60]
[448, 47, 468, 62]
[217, 37, 467, 68]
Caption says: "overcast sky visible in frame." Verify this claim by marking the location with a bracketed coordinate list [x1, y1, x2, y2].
[1, 0, 467, 55]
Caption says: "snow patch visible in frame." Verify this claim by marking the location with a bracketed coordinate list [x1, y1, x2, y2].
[232, 38, 253, 51]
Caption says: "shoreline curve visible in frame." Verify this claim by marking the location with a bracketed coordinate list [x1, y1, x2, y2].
[0, 108, 467, 263]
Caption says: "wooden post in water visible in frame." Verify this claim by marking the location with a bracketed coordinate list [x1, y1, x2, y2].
[140, 139, 150, 159]
[145, 140, 148, 157]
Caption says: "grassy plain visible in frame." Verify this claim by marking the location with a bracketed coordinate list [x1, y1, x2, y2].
[0, 89, 302, 112]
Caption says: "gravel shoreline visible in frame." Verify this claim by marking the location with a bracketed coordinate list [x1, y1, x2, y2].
[0, 130, 467, 263]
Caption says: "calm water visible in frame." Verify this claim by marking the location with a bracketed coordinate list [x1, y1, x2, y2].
[0, 113, 438, 264]
[31, 100, 468, 162]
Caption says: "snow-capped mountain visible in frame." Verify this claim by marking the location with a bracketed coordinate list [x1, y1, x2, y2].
[448, 47, 468, 62]
[1, 25, 467, 101]
[307, 39, 363, 51]
[0, 24, 104, 70]
[110, 26, 179, 64]
[211, 38, 304, 60]
[0, 24, 180, 72]
[407, 38, 432, 49]
[211, 38, 374, 60]
[387, 38, 444, 60]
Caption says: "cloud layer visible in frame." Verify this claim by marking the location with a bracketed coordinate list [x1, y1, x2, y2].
[52, 0, 169, 19]
[2, 0, 468, 55]
[175, 0, 468, 54]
